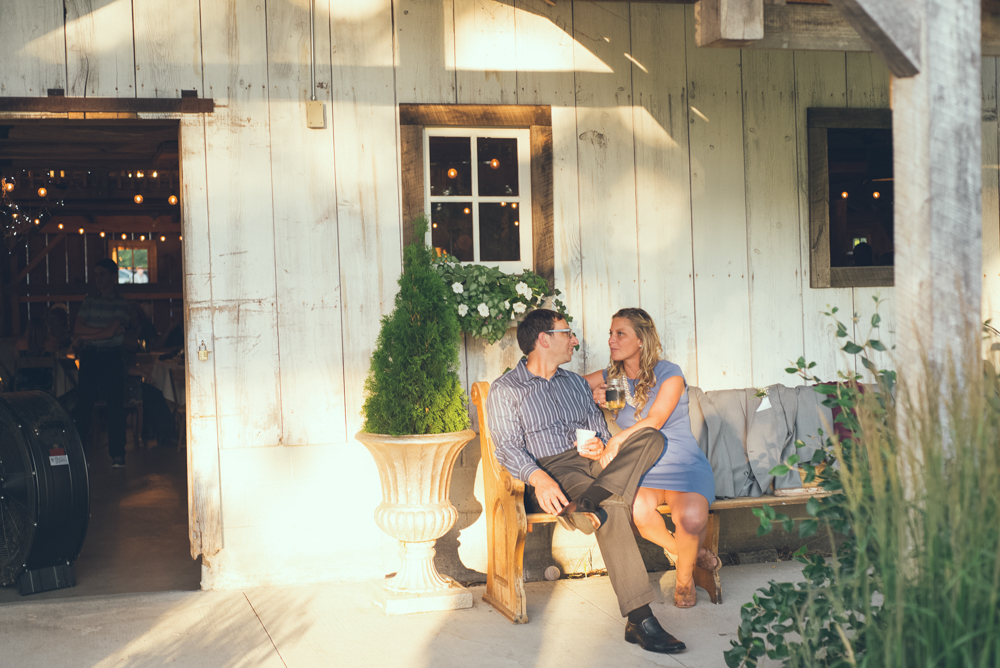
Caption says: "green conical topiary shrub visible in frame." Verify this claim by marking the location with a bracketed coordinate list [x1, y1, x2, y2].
[361, 217, 471, 436]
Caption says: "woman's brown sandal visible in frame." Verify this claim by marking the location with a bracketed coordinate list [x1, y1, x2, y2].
[696, 550, 723, 573]
[674, 579, 697, 608]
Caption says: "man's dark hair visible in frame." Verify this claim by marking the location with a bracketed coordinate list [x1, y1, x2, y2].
[95, 258, 119, 274]
[517, 309, 560, 355]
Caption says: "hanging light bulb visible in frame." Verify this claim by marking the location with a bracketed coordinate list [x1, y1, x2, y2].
[159, 235, 166, 242]
[57, 222, 64, 229]
[3, 180, 13, 192]
[168, 195, 178, 205]
[179, 235, 183, 241]
[134, 194, 144, 204]
[140, 235, 145, 241]
[137, 171, 144, 178]
[128, 172, 133, 178]
[490, 158, 500, 169]
[841, 191, 849, 199]
[121, 233, 127, 240]
[33, 218, 40, 225]
[100, 231, 106, 238]
[514, 220, 519, 227]
[463, 207, 470, 215]
[447, 168, 458, 179]
[37, 187, 47, 197]
[500, 201, 506, 207]
[873, 191, 881, 199]
[78, 228, 84, 235]
[511, 202, 517, 209]
[432, 222, 438, 229]
[152, 171, 158, 178]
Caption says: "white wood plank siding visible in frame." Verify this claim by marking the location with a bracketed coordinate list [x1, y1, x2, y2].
[514, 0, 583, 374]
[982, 58, 1000, 328]
[684, 7, 751, 390]
[266, 0, 348, 446]
[395, 0, 457, 104]
[454, 0, 517, 104]
[742, 49, 805, 388]
[573, 2, 640, 371]
[629, 3, 699, 384]
[133, 0, 204, 98]
[330, 0, 403, 439]
[793, 51, 853, 382]
[846, 52, 894, 378]
[65, 0, 136, 97]
[0, 1, 65, 96]
[179, 115, 223, 558]
[201, 0, 281, 448]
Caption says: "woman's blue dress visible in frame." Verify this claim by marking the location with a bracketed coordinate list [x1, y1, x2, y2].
[605, 360, 715, 504]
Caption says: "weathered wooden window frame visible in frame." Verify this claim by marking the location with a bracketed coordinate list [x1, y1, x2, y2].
[399, 105, 554, 284]
[808, 107, 894, 288]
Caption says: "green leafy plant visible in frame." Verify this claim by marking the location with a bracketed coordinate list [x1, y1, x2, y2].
[432, 254, 570, 344]
[360, 217, 471, 436]
[725, 297, 1000, 668]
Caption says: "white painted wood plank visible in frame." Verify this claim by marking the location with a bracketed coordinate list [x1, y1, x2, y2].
[629, 3, 699, 384]
[133, 0, 204, 98]
[266, 0, 347, 446]
[394, 0, 456, 104]
[793, 51, 853, 382]
[846, 52, 894, 378]
[331, 1, 403, 438]
[685, 7, 751, 391]
[982, 58, 1000, 329]
[0, 0, 65, 96]
[742, 49, 805, 388]
[65, 0, 136, 97]
[454, 0, 517, 104]
[214, 299, 282, 448]
[200, 0, 281, 449]
[514, 0, 583, 374]
[574, 2, 640, 372]
[179, 116, 213, 307]
[200, 0, 278, 304]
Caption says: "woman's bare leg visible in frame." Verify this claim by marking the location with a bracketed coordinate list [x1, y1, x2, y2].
[631, 487, 676, 554]
[662, 491, 710, 593]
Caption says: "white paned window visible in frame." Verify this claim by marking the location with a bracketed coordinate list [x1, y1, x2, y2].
[423, 128, 532, 273]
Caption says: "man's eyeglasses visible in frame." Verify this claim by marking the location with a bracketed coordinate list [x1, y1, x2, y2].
[545, 328, 575, 338]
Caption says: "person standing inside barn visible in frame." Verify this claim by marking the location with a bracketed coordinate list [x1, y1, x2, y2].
[73, 257, 131, 468]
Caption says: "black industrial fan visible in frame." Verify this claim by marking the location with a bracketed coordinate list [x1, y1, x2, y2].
[0, 391, 89, 595]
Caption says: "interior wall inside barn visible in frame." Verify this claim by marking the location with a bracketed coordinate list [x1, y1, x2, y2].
[3, 0, 997, 589]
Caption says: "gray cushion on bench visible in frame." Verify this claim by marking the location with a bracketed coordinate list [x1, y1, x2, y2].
[688, 385, 832, 499]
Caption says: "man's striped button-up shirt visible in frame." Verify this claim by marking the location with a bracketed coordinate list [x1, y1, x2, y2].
[486, 358, 611, 483]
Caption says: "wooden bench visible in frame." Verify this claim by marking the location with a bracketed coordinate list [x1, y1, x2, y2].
[471, 380, 827, 624]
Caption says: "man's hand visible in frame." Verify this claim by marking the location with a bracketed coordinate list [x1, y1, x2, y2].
[528, 469, 569, 515]
[575, 436, 605, 461]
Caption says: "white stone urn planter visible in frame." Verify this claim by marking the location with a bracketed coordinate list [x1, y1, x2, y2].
[356, 429, 477, 614]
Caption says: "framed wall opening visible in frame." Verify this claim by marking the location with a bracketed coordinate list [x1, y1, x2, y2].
[0, 118, 198, 602]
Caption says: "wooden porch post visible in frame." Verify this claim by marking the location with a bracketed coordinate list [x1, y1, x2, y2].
[892, 0, 981, 434]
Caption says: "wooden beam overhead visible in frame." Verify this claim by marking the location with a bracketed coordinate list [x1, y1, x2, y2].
[696, 0, 764, 46]
[826, 0, 920, 77]
[693, 2, 1000, 57]
[0, 96, 213, 114]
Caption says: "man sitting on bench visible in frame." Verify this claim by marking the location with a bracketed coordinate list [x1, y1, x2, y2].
[486, 309, 686, 655]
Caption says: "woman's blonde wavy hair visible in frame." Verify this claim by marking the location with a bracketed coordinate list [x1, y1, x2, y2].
[607, 308, 662, 418]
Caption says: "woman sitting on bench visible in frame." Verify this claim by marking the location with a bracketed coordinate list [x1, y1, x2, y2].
[584, 308, 722, 608]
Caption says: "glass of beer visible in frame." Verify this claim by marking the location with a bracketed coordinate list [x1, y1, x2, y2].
[605, 377, 627, 410]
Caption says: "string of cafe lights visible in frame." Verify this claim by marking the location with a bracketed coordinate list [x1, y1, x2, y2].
[0, 169, 180, 251]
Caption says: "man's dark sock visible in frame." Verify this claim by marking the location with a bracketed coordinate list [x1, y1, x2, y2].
[574, 484, 613, 509]
[627, 605, 653, 624]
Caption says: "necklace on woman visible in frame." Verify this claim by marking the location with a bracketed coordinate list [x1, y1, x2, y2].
[624, 377, 637, 408]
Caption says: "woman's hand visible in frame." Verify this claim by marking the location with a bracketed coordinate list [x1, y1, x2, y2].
[592, 382, 607, 407]
[576, 436, 605, 461]
[599, 432, 627, 468]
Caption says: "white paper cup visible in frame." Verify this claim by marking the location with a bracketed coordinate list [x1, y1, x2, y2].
[576, 429, 596, 452]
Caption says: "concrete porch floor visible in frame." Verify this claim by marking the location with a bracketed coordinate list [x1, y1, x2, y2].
[0, 562, 800, 667]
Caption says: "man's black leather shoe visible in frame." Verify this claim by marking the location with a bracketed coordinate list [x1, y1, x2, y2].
[624, 616, 687, 654]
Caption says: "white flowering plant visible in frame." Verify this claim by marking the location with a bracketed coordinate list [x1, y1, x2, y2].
[433, 254, 571, 344]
